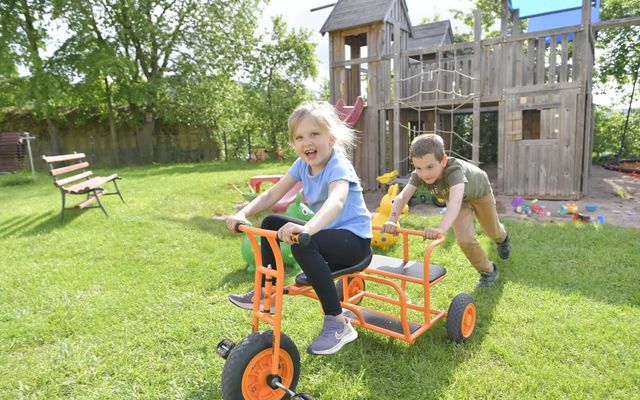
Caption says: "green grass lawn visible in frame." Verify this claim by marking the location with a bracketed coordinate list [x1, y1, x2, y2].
[1, 161, 639, 399]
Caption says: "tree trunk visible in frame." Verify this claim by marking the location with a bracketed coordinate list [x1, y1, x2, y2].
[104, 78, 120, 166]
[222, 129, 228, 161]
[618, 65, 639, 158]
[136, 111, 155, 163]
[46, 118, 61, 155]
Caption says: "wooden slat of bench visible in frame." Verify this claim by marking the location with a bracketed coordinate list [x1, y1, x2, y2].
[76, 190, 106, 209]
[55, 170, 93, 187]
[42, 153, 86, 163]
[65, 174, 118, 194]
[49, 161, 89, 177]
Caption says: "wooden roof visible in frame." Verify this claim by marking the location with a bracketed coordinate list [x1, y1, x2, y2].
[320, 0, 412, 35]
[407, 21, 454, 50]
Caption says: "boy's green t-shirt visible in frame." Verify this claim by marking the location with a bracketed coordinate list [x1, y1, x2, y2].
[408, 157, 491, 201]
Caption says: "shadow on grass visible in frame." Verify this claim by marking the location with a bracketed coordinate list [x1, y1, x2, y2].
[161, 215, 229, 237]
[297, 281, 505, 399]
[0, 211, 61, 237]
[196, 268, 505, 399]
[0, 209, 89, 238]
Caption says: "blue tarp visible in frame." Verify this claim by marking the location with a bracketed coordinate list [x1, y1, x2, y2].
[510, 0, 585, 18]
[510, 0, 600, 40]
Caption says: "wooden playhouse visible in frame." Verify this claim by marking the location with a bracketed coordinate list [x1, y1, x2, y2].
[320, 0, 609, 200]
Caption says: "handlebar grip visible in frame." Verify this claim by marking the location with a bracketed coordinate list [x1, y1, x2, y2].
[292, 233, 311, 247]
[233, 221, 248, 233]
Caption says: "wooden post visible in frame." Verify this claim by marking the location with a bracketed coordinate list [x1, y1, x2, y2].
[393, 22, 401, 171]
[579, 0, 594, 196]
[498, 0, 509, 192]
[472, 9, 482, 165]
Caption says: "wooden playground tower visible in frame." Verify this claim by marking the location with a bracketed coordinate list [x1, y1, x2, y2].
[320, 0, 636, 200]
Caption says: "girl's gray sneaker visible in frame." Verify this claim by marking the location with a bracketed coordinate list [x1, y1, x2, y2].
[307, 315, 358, 355]
[228, 289, 275, 313]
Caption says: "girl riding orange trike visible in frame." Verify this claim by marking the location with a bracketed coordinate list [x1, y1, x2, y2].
[216, 224, 477, 399]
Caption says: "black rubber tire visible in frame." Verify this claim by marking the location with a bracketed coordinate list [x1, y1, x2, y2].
[221, 330, 300, 400]
[446, 293, 476, 343]
[432, 197, 447, 208]
[293, 394, 316, 400]
[336, 276, 365, 305]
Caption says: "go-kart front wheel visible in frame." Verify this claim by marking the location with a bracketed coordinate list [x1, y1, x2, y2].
[446, 293, 476, 343]
[221, 330, 300, 400]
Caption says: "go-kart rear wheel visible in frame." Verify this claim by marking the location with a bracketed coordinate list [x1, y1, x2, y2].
[446, 293, 476, 343]
[336, 276, 365, 305]
[221, 330, 300, 400]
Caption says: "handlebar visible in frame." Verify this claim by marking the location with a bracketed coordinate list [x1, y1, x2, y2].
[372, 225, 445, 240]
[234, 222, 311, 247]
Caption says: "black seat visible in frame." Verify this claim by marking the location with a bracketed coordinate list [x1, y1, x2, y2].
[295, 250, 373, 286]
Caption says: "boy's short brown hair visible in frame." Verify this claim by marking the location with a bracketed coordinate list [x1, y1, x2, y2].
[410, 134, 445, 161]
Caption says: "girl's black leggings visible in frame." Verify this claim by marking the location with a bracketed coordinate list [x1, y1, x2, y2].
[260, 214, 371, 316]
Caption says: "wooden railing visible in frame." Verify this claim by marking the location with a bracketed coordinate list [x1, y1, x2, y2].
[394, 25, 585, 106]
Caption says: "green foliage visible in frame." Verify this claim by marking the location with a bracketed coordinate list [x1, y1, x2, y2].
[596, 0, 640, 89]
[452, 112, 498, 163]
[594, 106, 640, 159]
[1, 162, 639, 399]
[243, 16, 318, 152]
[0, 0, 320, 163]
[449, 0, 525, 41]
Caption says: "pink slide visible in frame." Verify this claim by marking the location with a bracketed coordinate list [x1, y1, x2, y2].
[334, 96, 365, 128]
[272, 182, 305, 212]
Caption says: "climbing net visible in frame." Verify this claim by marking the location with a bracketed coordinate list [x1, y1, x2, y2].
[396, 48, 479, 163]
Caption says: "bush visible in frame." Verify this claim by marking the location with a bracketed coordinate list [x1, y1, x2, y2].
[593, 105, 640, 162]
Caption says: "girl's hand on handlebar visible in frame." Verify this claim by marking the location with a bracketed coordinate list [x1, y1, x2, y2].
[277, 222, 307, 244]
[225, 214, 251, 232]
[381, 221, 399, 235]
[423, 227, 443, 240]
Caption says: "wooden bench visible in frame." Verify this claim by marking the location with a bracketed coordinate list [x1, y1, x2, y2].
[41, 152, 124, 223]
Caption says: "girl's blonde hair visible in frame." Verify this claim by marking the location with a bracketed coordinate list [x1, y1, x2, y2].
[287, 101, 356, 155]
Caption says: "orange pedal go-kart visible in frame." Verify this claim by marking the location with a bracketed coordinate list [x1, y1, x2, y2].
[216, 224, 477, 400]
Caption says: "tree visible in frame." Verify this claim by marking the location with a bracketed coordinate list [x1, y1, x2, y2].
[0, 0, 68, 153]
[595, 0, 640, 157]
[54, 0, 262, 163]
[245, 16, 318, 151]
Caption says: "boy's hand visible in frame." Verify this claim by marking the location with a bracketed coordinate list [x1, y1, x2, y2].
[381, 221, 399, 235]
[423, 228, 443, 240]
[225, 214, 251, 232]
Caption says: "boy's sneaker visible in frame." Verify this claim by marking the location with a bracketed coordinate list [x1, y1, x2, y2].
[497, 234, 511, 260]
[477, 264, 499, 289]
[307, 315, 358, 355]
[228, 289, 275, 313]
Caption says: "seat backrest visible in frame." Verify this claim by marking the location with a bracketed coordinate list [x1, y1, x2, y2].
[41, 153, 92, 188]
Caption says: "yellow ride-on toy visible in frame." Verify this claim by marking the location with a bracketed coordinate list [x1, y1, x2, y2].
[216, 224, 477, 399]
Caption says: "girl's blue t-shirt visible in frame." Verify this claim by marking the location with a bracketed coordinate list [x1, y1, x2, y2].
[288, 149, 372, 239]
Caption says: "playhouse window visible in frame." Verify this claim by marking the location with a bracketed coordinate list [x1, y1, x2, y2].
[522, 109, 541, 140]
[344, 32, 369, 103]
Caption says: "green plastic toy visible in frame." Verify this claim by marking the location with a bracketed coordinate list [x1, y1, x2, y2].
[240, 192, 315, 271]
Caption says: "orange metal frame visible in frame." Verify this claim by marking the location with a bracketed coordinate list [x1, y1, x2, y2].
[237, 224, 448, 378]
